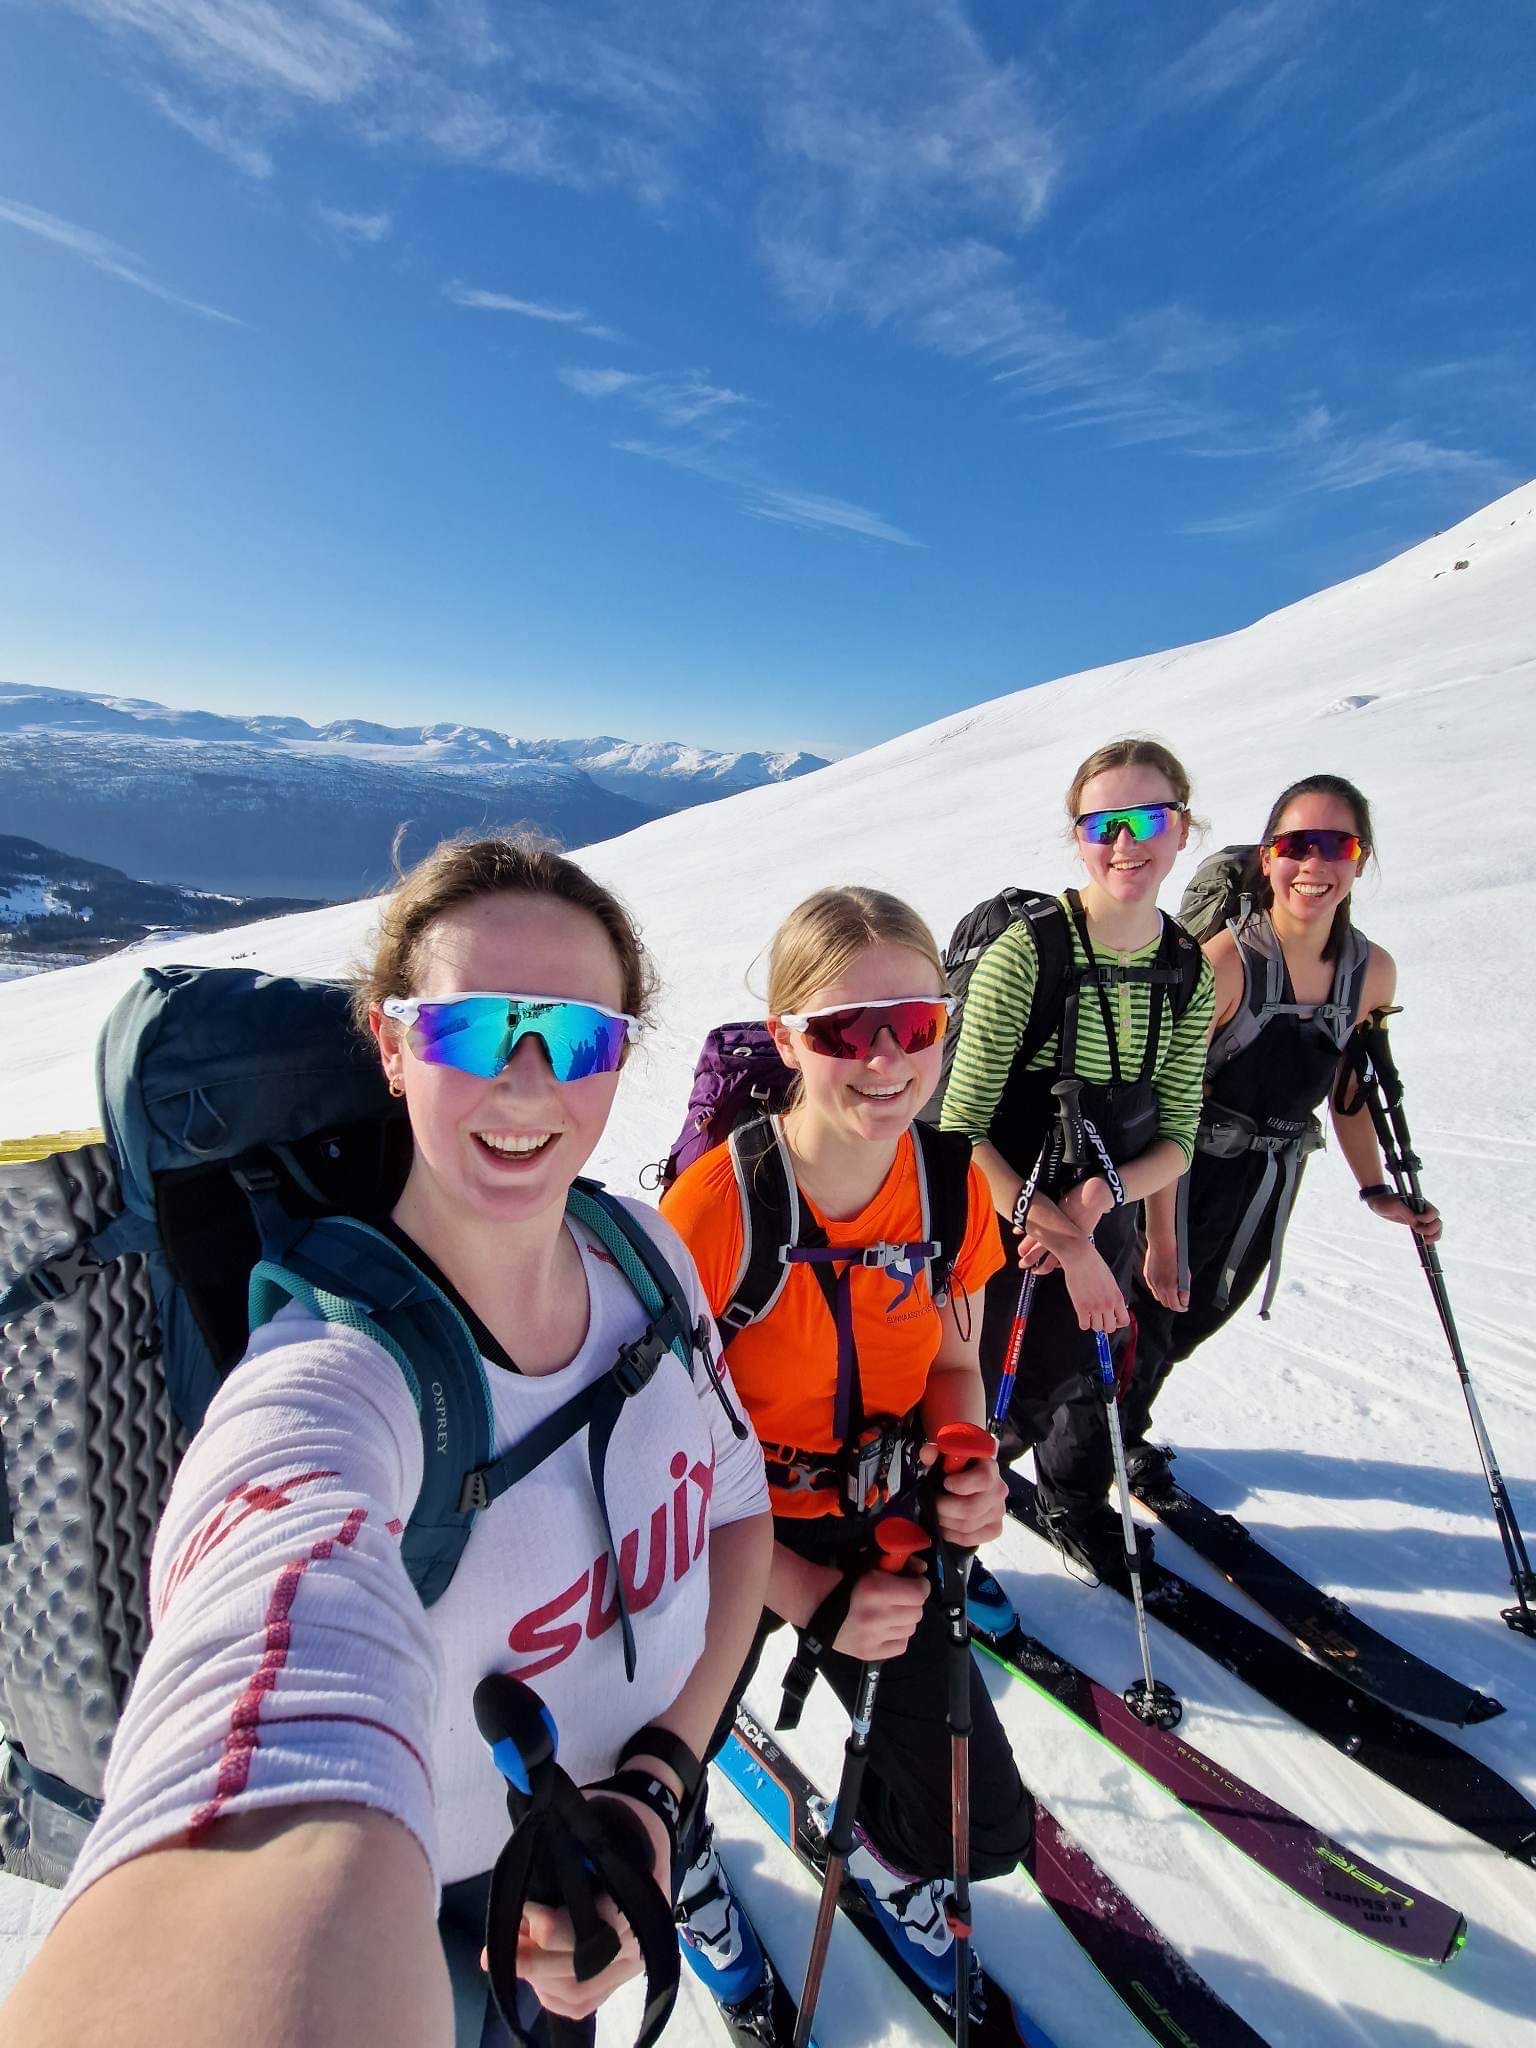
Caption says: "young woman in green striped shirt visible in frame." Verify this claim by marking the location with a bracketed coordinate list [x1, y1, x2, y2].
[940, 738, 1215, 1571]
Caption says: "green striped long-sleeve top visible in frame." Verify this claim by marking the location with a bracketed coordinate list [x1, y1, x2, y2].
[939, 901, 1215, 1166]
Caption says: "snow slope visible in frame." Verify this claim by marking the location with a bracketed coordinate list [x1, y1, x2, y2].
[3, 483, 1535, 2044]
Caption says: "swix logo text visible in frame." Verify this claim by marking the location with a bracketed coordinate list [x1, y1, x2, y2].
[504, 1450, 714, 1680]
[160, 1468, 338, 1608]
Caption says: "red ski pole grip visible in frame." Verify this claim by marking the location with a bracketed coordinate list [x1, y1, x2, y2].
[874, 1515, 929, 1573]
[934, 1420, 997, 1474]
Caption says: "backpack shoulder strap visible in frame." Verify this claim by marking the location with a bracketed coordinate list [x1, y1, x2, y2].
[1163, 913, 1206, 1021]
[1014, 892, 1074, 1070]
[1206, 911, 1283, 1073]
[565, 1181, 699, 1375]
[247, 1215, 494, 1609]
[1316, 926, 1374, 1050]
[718, 1114, 800, 1342]
[910, 1121, 973, 1306]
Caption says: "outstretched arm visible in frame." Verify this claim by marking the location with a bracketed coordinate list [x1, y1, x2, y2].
[1, 1804, 451, 2048]
[1, 1318, 447, 2048]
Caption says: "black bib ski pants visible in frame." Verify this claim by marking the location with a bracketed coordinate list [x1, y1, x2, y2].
[684, 1511, 1034, 1886]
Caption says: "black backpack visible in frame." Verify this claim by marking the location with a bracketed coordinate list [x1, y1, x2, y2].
[919, 889, 1204, 1124]
[0, 966, 716, 1885]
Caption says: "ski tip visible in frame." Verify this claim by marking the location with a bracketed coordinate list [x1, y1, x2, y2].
[1445, 1915, 1469, 1965]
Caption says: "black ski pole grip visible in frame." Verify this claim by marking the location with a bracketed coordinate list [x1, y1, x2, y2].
[1051, 1076, 1085, 1176]
[476, 1671, 560, 1796]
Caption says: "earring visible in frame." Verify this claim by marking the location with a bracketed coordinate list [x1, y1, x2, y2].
[388, 1075, 405, 1098]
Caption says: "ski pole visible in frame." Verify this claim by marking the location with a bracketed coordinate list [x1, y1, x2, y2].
[1051, 1077, 1182, 1728]
[993, 1119, 1066, 1435]
[989, 1269, 1037, 1435]
[474, 1674, 680, 2048]
[1094, 1327, 1182, 1727]
[932, 1419, 999, 2045]
[794, 1514, 930, 2048]
[1345, 1014, 1536, 1638]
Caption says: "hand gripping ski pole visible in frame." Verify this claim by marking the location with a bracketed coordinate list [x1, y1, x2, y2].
[1340, 1013, 1536, 1639]
[794, 1514, 930, 2048]
[931, 1420, 999, 2046]
[1052, 1077, 1183, 1729]
[474, 1674, 681, 2048]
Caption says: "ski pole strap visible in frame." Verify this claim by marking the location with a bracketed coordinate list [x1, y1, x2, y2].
[778, 1575, 857, 1731]
[474, 1675, 680, 2048]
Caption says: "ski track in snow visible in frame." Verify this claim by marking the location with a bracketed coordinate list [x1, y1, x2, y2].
[4, 484, 1536, 2043]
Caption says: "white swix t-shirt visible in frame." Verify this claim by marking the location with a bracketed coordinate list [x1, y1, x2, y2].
[64, 1200, 768, 1900]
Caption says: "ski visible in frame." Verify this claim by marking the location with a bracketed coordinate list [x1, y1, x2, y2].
[969, 1593, 1466, 1963]
[1132, 1468, 1502, 1727]
[722, 1708, 1274, 2048]
[1005, 1469, 1536, 1869]
[718, 1711, 1055, 2046]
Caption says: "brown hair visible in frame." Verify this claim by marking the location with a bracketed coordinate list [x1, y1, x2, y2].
[1065, 735, 1199, 830]
[352, 832, 657, 1036]
[1253, 773, 1375, 962]
[767, 886, 945, 1016]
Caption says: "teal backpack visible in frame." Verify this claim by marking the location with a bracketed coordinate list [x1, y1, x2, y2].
[0, 965, 718, 1885]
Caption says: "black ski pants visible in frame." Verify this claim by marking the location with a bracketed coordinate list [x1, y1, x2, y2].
[978, 1207, 1141, 1518]
[688, 1513, 1034, 1885]
[1121, 1153, 1277, 1448]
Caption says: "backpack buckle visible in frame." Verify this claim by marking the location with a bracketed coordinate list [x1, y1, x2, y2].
[24, 1241, 107, 1305]
[458, 1469, 491, 1513]
[613, 1327, 667, 1397]
[859, 1241, 907, 1269]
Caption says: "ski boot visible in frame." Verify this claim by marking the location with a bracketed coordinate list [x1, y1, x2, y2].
[676, 1824, 769, 2009]
[1123, 1439, 1175, 1492]
[1041, 1498, 1154, 1584]
[847, 1828, 984, 2017]
[965, 1558, 1018, 1640]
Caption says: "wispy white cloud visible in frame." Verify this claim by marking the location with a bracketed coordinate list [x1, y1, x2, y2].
[318, 204, 392, 242]
[1178, 508, 1276, 536]
[148, 89, 274, 176]
[559, 365, 749, 431]
[559, 367, 641, 399]
[1298, 421, 1514, 495]
[745, 485, 920, 546]
[447, 282, 618, 341]
[80, 0, 408, 105]
[1355, 108, 1517, 211]
[0, 195, 242, 323]
[73, 0, 706, 205]
[1145, 2, 1311, 113]
[617, 436, 920, 547]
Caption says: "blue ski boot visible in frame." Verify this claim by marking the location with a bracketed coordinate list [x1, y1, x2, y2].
[676, 1823, 768, 2007]
[847, 1828, 983, 2015]
[965, 1558, 1018, 1640]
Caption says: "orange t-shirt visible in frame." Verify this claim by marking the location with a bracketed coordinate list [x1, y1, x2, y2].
[660, 1127, 1005, 1517]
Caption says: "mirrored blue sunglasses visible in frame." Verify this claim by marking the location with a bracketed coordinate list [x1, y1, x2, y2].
[381, 992, 636, 1083]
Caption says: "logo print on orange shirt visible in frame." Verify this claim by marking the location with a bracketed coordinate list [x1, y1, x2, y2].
[885, 1254, 922, 1313]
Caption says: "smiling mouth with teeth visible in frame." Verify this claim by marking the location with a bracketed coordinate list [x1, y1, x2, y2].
[474, 1131, 555, 1156]
[850, 1080, 909, 1100]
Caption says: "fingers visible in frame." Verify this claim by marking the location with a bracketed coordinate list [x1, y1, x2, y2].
[934, 1469, 1006, 1547]
[518, 1895, 641, 2021]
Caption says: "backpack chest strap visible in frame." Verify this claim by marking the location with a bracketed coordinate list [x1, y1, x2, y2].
[783, 1240, 937, 1445]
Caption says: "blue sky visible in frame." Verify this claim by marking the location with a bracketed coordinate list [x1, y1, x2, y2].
[2, 2, 1533, 757]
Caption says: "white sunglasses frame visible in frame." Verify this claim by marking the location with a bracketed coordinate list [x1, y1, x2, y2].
[777, 994, 956, 1031]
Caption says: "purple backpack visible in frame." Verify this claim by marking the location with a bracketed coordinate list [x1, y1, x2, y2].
[644, 1021, 794, 1190]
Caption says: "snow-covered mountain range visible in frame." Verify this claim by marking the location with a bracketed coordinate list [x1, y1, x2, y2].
[3, 483, 1534, 2045]
[0, 682, 827, 901]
